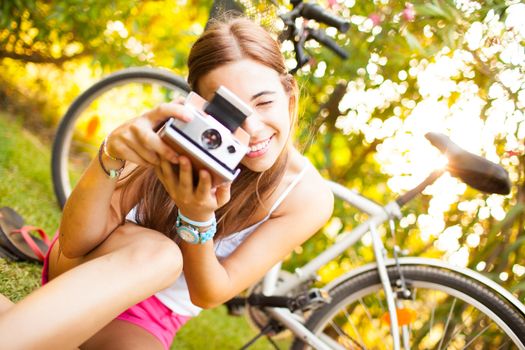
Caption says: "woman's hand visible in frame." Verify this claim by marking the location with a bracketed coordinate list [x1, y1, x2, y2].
[104, 100, 193, 166]
[155, 157, 232, 221]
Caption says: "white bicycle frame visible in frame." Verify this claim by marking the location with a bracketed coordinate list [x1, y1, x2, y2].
[255, 180, 525, 350]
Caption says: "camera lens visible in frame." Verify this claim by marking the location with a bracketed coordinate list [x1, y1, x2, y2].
[201, 129, 222, 149]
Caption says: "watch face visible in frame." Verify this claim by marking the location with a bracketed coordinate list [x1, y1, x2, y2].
[178, 226, 199, 244]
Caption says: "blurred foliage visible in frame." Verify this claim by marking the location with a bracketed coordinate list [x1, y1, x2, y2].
[0, 0, 524, 305]
[0, 0, 209, 67]
[286, 0, 525, 304]
[0, 0, 211, 126]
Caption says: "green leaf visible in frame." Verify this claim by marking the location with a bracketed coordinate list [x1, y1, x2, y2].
[403, 30, 424, 54]
[414, 1, 453, 21]
[480, 203, 525, 260]
[488, 204, 525, 239]
[510, 281, 525, 293]
[503, 236, 525, 257]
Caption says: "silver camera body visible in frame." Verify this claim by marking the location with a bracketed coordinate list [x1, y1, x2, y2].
[159, 86, 252, 184]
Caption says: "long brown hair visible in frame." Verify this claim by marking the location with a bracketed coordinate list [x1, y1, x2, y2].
[120, 17, 299, 239]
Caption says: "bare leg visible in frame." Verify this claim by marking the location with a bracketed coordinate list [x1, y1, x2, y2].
[0, 294, 14, 314]
[81, 320, 164, 350]
[0, 223, 182, 350]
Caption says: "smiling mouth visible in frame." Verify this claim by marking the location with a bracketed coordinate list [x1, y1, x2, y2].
[247, 135, 274, 157]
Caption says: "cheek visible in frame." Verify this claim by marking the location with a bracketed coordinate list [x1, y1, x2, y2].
[265, 108, 290, 133]
[271, 114, 291, 144]
[278, 104, 292, 134]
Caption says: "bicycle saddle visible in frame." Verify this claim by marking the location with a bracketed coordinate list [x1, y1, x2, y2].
[425, 132, 511, 195]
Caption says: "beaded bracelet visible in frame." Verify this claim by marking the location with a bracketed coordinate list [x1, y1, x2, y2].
[176, 211, 217, 244]
[98, 138, 125, 179]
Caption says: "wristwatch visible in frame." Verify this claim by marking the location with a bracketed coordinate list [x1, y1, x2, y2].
[175, 215, 217, 244]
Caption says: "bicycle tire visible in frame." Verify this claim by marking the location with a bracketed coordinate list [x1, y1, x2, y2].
[51, 67, 190, 208]
[291, 264, 525, 349]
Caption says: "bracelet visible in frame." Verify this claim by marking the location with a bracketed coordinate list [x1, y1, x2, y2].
[98, 141, 126, 179]
[178, 211, 216, 227]
[176, 212, 217, 244]
[102, 135, 125, 163]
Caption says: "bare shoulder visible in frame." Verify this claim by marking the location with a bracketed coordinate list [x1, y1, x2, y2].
[275, 154, 334, 228]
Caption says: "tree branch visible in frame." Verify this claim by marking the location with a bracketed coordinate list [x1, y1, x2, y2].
[340, 138, 381, 180]
[0, 50, 91, 64]
[302, 81, 348, 153]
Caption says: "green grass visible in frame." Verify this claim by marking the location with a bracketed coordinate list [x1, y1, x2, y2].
[0, 111, 290, 349]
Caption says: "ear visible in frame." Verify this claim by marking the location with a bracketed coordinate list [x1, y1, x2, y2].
[282, 73, 298, 121]
[288, 93, 296, 118]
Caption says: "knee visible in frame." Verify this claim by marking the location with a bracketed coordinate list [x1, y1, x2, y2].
[125, 232, 183, 287]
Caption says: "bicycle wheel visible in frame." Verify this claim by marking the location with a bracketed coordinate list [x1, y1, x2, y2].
[291, 265, 525, 350]
[51, 67, 190, 208]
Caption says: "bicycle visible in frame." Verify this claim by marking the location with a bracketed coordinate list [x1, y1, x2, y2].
[50, 1, 525, 349]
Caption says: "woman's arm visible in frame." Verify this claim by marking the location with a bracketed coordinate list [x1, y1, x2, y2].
[59, 155, 128, 258]
[181, 170, 334, 308]
[59, 102, 191, 258]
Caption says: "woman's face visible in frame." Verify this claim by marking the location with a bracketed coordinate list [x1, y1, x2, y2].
[197, 59, 292, 172]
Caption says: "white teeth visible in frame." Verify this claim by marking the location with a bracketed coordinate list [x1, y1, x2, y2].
[249, 138, 271, 152]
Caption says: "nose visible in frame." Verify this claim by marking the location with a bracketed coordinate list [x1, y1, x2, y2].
[242, 114, 264, 136]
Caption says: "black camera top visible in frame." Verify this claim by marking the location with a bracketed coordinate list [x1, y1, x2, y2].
[204, 86, 252, 132]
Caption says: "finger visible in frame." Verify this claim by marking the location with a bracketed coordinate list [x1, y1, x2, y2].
[155, 164, 174, 194]
[146, 102, 193, 126]
[154, 135, 180, 164]
[195, 169, 212, 199]
[103, 128, 130, 161]
[215, 182, 232, 207]
[110, 142, 150, 166]
[122, 133, 160, 165]
[155, 165, 167, 187]
[178, 156, 194, 193]
[130, 125, 179, 164]
[160, 158, 178, 185]
[172, 96, 186, 104]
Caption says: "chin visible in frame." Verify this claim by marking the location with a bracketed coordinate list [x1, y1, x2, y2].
[241, 160, 273, 173]
[241, 154, 278, 173]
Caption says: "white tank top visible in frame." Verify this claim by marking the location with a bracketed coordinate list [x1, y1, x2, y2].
[126, 159, 310, 316]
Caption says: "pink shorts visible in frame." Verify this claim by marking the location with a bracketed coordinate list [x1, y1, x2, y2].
[42, 235, 191, 349]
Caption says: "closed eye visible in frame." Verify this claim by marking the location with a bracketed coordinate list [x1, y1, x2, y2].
[256, 101, 273, 107]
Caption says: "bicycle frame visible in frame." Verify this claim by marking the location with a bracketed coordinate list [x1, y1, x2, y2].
[255, 179, 525, 349]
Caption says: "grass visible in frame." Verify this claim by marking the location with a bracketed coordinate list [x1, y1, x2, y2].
[0, 111, 290, 349]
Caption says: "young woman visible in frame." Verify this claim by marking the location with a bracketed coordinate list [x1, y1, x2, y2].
[0, 17, 333, 349]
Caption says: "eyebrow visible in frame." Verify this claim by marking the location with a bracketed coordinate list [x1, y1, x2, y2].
[250, 91, 276, 101]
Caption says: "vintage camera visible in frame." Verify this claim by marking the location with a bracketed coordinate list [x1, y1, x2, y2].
[158, 86, 252, 185]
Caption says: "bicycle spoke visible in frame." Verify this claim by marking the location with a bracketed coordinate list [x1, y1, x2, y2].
[437, 297, 457, 350]
[343, 308, 367, 349]
[441, 304, 477, 349]
[429, 289, 436, 344]
[376, 290, 386, 313]
[495, 340, 511, 350]
[358, 297, 374, 326]
[328, 320, 365, 349]
[460, 323, 491, 349]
